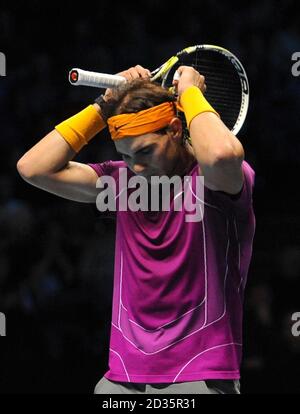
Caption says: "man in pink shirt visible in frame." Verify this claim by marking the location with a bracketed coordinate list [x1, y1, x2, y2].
[17, 64, 255, 394]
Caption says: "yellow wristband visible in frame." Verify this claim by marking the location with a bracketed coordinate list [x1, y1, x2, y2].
[180, 86, 219, 128]
[55, 105, 106, 153]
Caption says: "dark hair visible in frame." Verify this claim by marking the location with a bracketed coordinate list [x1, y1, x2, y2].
[101, 79, 176, 118]
[101, 79, 189, 140]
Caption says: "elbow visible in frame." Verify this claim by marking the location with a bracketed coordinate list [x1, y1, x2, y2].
[16, 157, 38, 182]
[16, 157, 29, 179]
[213, 138, 245, 165]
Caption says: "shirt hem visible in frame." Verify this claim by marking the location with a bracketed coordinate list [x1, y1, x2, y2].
[104, 371, 240, 383]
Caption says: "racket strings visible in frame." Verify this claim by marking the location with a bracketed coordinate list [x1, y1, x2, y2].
[183, 51, 242, 131]
[160, 48, 247, 135]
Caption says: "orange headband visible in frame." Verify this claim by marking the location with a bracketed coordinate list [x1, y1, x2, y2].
[107, 101, 178, 140]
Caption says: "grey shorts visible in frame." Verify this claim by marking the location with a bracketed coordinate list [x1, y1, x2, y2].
[94, 377, 240, 394]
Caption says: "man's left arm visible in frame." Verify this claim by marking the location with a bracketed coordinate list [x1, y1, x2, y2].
[189, 112, 245, 195]
[177, 66, 245, 195]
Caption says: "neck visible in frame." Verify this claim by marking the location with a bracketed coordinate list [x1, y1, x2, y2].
[173, 142, 196, 178]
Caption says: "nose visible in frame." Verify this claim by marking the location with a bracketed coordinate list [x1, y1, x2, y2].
[132, 163, 146, 174]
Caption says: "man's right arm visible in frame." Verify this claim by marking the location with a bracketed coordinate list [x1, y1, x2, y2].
[17, 121, 100, 203]
[17, 65, 151, 203]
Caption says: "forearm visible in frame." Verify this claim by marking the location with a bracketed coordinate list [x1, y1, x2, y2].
[17, 104, 104, 179]
[178, 75, 245, 193]
[17, 129, 76, 179]
[179, 82, 244, 167]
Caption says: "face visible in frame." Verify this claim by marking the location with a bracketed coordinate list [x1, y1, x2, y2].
[114, 119, 183, 182]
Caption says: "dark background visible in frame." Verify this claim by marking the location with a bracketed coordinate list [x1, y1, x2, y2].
[0, 0, 300, 394]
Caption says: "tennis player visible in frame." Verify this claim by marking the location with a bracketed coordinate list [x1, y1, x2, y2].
[17, 65, 255, 394]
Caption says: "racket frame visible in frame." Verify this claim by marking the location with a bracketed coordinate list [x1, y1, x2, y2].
[69, 44, 249, 135]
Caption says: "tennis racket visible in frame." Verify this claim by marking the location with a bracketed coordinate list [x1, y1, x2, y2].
[69, 44, 249, 135]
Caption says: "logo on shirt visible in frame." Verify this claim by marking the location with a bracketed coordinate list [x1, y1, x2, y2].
[95, 169, 205, 222]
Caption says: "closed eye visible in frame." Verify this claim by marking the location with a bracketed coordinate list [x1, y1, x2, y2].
[138, 148, 151, 155]
[118, 145, 154, 158]
[136, 145, 155, 156]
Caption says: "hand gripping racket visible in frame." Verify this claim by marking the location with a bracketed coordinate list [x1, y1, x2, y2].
[69, 44, 249, 135]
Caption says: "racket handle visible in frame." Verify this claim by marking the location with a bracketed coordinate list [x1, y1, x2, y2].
[69, 68, 126, 88]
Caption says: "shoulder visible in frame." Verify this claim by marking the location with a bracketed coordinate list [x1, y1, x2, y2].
[87, 160, 130, 178]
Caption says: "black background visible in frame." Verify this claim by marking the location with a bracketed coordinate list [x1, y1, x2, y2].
[0, 0, 300, 394]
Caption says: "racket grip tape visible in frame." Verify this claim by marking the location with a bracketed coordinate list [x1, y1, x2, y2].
[69, 68, 126, 89]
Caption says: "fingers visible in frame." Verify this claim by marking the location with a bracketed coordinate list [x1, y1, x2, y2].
[177, 65, 205, 83]
[176, 65, 207, 95]
[118, 65, 151, 81]
[103, 65, 150, 102]
[135, 65, 151, 79]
